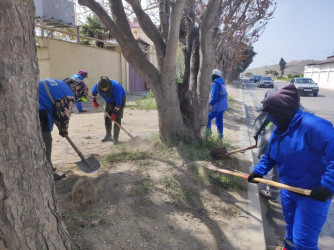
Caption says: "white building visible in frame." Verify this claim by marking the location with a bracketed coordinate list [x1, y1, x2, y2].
[304, 56, 334, 90]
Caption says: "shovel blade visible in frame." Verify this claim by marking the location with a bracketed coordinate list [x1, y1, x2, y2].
[210, 147, 229, 159]
[75, 155, 100, 173]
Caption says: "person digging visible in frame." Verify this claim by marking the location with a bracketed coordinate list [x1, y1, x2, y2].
[92, 76, 126, 144]
[39, 78, 88, 181]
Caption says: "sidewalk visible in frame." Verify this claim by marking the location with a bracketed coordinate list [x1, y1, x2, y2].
[229, 83, 267, 249]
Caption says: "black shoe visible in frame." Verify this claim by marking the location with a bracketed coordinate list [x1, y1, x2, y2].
[260, 190, 278, 203]
[79, 110, 87, 113]
[101, 134, 113, 142]
[54, 173, 66, 181]
[113, 138, 119, 145]
[52, 167, 57, 172]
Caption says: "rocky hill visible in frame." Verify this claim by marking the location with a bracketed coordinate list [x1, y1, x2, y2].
[245, 60, 316, 76]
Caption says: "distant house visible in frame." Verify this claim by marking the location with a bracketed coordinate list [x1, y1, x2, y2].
[304, 56, 334, 90]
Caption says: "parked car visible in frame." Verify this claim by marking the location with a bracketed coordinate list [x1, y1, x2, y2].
[257, 76, 274, 88]
[290, 78, 319, 97]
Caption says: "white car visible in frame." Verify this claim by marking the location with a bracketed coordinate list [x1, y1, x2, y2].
[290, 78, 319, 97]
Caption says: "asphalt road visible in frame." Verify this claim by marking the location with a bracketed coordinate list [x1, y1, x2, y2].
[241, 78, 334, 249]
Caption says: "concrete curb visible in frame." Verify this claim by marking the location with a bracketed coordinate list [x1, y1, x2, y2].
[233, 82, 266, 249]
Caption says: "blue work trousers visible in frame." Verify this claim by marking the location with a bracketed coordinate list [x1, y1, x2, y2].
[281, 189, 332, 250]
[207, 111, 224, 138]
[76, 101, 83, 112]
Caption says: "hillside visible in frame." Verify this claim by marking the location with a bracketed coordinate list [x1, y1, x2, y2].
[245, 60, 316, 76]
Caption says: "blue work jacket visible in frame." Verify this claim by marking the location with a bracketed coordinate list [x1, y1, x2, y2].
[254, 109, 334, 192]
[92, 79, 126, 106]
[209, 77, 228, 113]
[39, 79, 74, 131]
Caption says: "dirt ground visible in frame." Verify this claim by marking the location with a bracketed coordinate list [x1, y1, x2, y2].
[53, 85, 254, 250]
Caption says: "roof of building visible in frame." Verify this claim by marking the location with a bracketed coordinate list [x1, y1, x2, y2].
[307, 55, 334, 66]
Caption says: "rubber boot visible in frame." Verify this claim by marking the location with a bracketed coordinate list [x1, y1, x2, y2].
[54, 173, 66, 181]
[101, 117, 113, 142]
[113, 117, 121, 145]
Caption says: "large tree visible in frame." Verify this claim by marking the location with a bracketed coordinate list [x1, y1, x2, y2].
[279, 57, 287, 76]
[78, 0, 275, 142]
[0, 0, 71, 248]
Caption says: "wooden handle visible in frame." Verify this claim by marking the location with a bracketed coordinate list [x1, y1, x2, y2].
[205, 165, 311, 196]
[98, 106, 134, 139]
[65, 135, 89, 164]
[226, 144, 257, 155]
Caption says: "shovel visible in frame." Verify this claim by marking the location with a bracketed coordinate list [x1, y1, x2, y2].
[98, 106, 141, 143]
[65, 135, 100, 173]
[211, 144, 257, 159]
[204, 165, 311, 196]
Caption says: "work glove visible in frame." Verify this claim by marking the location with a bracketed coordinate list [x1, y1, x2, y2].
[59, 131, 68, 137]
[93, 100, 99, 108]
[247, 171, 262, 183]
[310, 186, 333, 202]
[111, 105, 121, 121]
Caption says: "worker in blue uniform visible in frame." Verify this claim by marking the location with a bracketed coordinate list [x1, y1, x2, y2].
[248, 83, 334, 250]
[71, 69, 88, 112]
[207, 69, 228, 139]
[92, 76, 126, 144]
[39, 78, 88, 181]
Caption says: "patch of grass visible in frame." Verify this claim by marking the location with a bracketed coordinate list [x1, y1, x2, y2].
[223, 204, 239, 219]
[135, 98, 157, 110]
[129, 178, 154, 196]
[162, 175, 189, 204]
[104, 151, 148, 163]
[126, 91, 156, 110]
[227, 95, 235, 112]
[179, 135, 231, 161]
[208, 172, 247, 191]
[63, 209, 107, 230]
[135, 159, 158, 172]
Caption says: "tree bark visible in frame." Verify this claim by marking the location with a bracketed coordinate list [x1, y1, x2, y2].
[79, 0, 192, 141]
[0, 0, 71, 249]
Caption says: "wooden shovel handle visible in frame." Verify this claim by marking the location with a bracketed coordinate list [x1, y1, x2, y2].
[64, 135, 88, 163]
[98, 106, 134, 139]
[205, 165, 311, 196]
[226, 144, 257, 155]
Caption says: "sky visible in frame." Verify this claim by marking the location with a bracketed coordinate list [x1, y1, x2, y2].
[248, 0, 334, 69]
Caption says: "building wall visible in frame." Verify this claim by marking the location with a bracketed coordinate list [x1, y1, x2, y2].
[34, 0, 75, 25]
[37, 37, 128, 91]
[304, 62, 334, 90]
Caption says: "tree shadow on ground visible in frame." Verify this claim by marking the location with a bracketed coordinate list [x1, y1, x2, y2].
[55, 147, 244, 250]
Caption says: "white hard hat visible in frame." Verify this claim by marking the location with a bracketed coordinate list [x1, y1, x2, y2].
[212, 69, 222, 77]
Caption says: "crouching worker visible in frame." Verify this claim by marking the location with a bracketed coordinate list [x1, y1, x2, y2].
[248, 84, 334, 250]
[92, 76, 126, 144]
[39, 78, 88, 181]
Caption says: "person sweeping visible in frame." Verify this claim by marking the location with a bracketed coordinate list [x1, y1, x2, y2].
[248, 84, 334, 250]
[92, 76, 126, 144]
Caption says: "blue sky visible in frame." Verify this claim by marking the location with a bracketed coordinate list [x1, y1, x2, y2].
[248, 0, 334, 69]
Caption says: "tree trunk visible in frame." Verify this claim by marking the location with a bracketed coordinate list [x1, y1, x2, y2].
[0, 1, 71, 249]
